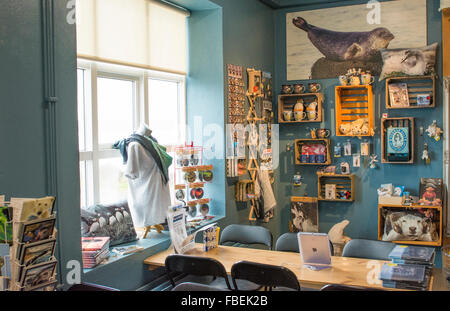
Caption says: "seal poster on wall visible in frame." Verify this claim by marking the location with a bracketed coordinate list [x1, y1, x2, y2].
[286, 0, 427, 80]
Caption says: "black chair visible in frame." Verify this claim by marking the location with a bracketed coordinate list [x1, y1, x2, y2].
[342, 239, 395, 261]
[165, 254, 232, 290]
[172, 282, 230, 291]
[67, 282, 119, 291]
[219, 224, 273, 250]
[231, 261, 301, 291]
[275, 232, 335, 256]
[320, 284, 384, 291]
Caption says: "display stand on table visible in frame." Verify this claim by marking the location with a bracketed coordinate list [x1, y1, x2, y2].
[173, 143, 214, 225]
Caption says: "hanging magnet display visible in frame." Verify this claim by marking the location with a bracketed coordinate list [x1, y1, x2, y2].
[334, 143, 342, 158]
[369, 154, 378, 169]
[344, 140, 351, 156]
[422, 143, 431, 165]
[361, 140, 369, 156]
[353, 153, 361, 167]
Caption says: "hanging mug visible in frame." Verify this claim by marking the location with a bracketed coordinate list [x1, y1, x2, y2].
[361, 74, 375, 85]
[338, 75, 349, 86]
[308, 83, 321, 93]
[282, 84, 293, 94]
[293, 84, 306, 94]
[316, 128, 331, 138]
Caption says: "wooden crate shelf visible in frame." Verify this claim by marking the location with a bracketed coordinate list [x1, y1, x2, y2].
[386, 75, 436, 109]
[317, 173, 355, 202]
[378, 204, 443, 247]
[381, 117, 414, 164]
[335, 85, 374, 137]
[278, 93, 323, 124]
[295, 139, 331, 165]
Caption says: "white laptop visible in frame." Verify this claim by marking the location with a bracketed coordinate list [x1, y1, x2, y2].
[297, 232, 332, 271]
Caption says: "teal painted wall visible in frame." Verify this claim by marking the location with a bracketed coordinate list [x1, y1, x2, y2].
[183, 0, 276, 231]
[0, 0, 82, 287]
[273, 0, 444, 266]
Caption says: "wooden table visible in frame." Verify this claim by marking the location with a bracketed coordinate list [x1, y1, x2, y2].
[144, 243, 448, 291]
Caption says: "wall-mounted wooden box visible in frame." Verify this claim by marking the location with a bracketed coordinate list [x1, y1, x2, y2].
[378, 203, 443, 247]
[235, 180, 254, 202]
[317, 173, 355, 202]
[385, 75, 436, 109]
[335, 85, 374, 137]
[295, 139, 331, 165]
[278, 93, 323, 124]
[381, 117, 414, 164]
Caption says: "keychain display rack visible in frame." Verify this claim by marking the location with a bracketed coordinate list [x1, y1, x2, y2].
[174, 143, 214, 220]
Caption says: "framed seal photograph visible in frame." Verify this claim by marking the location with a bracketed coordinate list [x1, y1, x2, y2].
[286, 0, 426, 80]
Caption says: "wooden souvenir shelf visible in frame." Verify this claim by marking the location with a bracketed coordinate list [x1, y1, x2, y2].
[385, 75, 436, 109]
[381, 117, 414, 164]
[377, 204, 443, 247]
[235, 179, 255, 203]
[317, 173, 355, 202]
[294, 139, 331, 165]
[335, 85, 374, 137]
[278, 93, 323, 124]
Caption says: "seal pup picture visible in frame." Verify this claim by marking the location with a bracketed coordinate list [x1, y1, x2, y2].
[290, 199, 319, 233]
[286, 0, 426, 80]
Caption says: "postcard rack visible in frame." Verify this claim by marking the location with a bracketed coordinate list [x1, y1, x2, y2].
[381, 117, 415, 164]
[377, 203, 443, 247]
[317, 173, 355, 202]
[385, 75, 436, 109]
[0, 198, 59, 291]
[8, 215, 58, 291]
[335, 85, 374, 137]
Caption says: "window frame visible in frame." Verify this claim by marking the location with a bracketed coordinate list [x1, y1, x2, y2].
[77, 59, 186, 208]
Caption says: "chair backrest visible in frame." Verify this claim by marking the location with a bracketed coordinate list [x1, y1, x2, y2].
[275, 232, 335, 255]
[231, 260, 301, 291]
[342, 239, 395, 261]
[320, 284, 383, 291]
[219, 224, 273, 250]
[172, 282, 229, 291]
[67, 282, 119, 291]
[164, 254, 232, 289]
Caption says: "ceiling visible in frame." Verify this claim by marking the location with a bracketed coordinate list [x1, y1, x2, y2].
[259, 0, 360, 9]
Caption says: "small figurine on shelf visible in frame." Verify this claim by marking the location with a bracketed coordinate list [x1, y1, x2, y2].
[422, 143, 430, 165]
[425, 120, 443, 141]
[369, 154, 378, 169]
[293, 172, 303, 187]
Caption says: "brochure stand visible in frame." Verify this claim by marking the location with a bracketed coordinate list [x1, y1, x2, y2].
[1, 197, 59, 291]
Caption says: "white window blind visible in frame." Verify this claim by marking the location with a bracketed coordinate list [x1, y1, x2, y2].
[76, 0, 189, 75]
[441, 0, 450, 10]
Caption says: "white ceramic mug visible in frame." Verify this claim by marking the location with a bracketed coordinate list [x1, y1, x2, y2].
[294, 111, 306, 121]
[361, 74, 375, 85]
[339, 75, 349, 86]
[283, 111, 293, 121]
[307, 111, 317, 120]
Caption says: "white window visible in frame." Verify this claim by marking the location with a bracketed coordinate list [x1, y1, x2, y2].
[77, 60, 186, 208]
